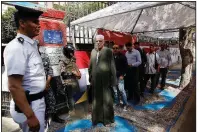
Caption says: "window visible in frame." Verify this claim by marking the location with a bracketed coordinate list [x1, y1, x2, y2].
[67, 25, 96, 44]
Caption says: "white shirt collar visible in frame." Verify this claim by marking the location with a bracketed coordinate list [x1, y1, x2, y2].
[16, 33, 35, 45]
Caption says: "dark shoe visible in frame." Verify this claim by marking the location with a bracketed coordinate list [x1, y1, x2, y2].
[149, 90, 154, 94]
[160, 87, 164, 90]
[92, 122, 97, 126]
[52, 115, 65, 123]
[140, 93, 144, 97]
[134, 101, 140, 105]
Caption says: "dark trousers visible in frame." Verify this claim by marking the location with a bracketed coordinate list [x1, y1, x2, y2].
[143, 74, 157, 92]
[156, 68, 168, 88]
[64, 85, 74, 111]
[139, 66, 145, 94]
[125, 67, 140, 102]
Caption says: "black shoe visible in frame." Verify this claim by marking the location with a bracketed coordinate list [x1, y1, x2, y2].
[160, 87, 164, 90]
[134, 100, 140, 105]
[52, 115, 65, 123]
[149, 90, 154, 94]
[92, 122, 97, 126]
[140, 93, 144, 97]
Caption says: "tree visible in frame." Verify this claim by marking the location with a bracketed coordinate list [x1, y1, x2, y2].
[179, 27, 195, 88]
[2, 7, 17, 43]
[53, 2, 116, 25]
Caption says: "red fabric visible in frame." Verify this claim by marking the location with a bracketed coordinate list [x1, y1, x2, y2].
[75, 51, 91, 69]
[41, 9, 65, 20]
[132, 35, 137, 44]
[97, 29, 132, 46]
[38, 18, 67, 47]
[143, 47, 159, 53]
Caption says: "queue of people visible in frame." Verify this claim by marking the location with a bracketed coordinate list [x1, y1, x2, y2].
[110, 41, 171, 108]
[88, 35, 172, 127]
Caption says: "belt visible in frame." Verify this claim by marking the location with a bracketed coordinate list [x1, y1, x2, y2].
[15, 91, 45, 113]
[29, 91, 45, 102]
[128, 66, 138, 68]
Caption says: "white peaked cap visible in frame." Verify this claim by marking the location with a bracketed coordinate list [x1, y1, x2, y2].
[96, 34, 104, 40]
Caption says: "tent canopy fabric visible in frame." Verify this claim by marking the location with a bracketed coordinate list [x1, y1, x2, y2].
[71, 2, 195, 36]
[137, 31, 179, 39]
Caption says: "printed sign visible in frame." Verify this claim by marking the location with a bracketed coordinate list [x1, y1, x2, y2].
[43, 30, 63, 44]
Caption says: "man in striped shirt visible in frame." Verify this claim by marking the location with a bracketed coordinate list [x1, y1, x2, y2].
[142, 45, 160, 94]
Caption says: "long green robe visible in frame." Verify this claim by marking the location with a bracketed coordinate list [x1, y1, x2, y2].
[88, 47, 117, 125]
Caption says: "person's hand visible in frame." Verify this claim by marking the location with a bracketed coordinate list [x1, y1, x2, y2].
[119, 76, 124, 80]
[27, 113, 40, 132]
[45, 82, 50, 91]
[72, 70, 77, 76]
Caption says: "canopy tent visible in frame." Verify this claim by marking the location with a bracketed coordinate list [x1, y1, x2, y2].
[138, 31, 179, 39]
[71, 2, 195, 38]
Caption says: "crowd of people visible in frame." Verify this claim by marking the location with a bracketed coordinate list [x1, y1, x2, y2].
[3, 5, 172, 132]
[111, 41, 172, 108]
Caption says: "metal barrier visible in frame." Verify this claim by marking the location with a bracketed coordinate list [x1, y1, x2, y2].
[2, 91, 12, 117]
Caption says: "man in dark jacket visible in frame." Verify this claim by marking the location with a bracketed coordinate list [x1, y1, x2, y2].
[134, 42, 147, 97]
[112, 45, 128, 111]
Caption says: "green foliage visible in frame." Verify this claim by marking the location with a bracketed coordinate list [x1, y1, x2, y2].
[2, 7, 17, 43]
[52, 2, 113, 25]
[2, 7, 16, 19]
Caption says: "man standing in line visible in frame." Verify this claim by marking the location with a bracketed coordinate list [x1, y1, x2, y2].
[4, 6, 46, 132]
[156, 44, 171, 90]
[142, 45, 160, 94]
[134, 42, 147, 97]
[125, 42, 141, 105]
[89, 35, 117, 126]
[112, 45, 128, 111]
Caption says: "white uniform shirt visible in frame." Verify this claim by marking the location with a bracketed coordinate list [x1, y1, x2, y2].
[4, 33, 46, 94]
[156, 49, 171, 68]
[145, 52, 160, 74]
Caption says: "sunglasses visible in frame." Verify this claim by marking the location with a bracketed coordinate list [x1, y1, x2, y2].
[96, 40, 103, 42]
[113, 48, 118, 49]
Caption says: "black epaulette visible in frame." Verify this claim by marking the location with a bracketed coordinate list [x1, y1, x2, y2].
[17, 37, 24, 44]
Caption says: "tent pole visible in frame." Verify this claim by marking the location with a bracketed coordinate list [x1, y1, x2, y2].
[72, 25, 76, 49]
[132, 25, 195, 34]
[178, 2, 196, 10]
[132, 27, 180, 34]
[130, 9, 143, 34]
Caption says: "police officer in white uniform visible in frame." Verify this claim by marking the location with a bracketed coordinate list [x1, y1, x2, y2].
[3, 6, 46, 132]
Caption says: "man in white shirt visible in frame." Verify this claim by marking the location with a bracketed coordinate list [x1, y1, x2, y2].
[142, 45, 160, 94]
[156, 44, 171, 90]
[4, 6, 46, 132]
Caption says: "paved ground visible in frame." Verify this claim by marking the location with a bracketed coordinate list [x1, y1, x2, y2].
[170, 88, 196, 132]
[179, 91, 196, 132]
[2, 117, 21, 132]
